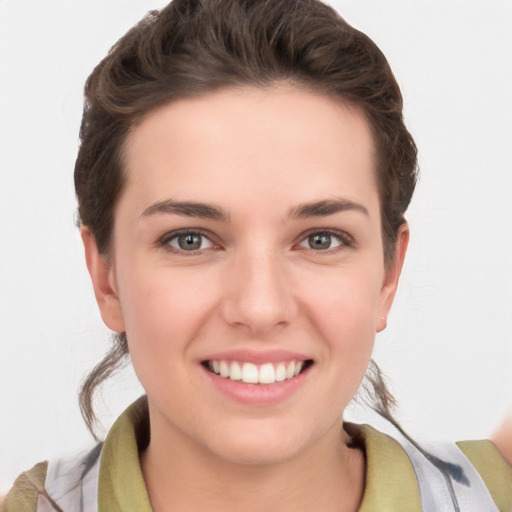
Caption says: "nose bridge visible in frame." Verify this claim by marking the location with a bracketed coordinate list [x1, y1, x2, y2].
[222, 240, 296, 334]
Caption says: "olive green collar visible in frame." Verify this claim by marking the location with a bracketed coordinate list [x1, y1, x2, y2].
[98, 397, 153, 512]
[97, 397, 422, 511]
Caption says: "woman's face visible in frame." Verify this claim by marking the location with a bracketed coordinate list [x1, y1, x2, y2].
[85, 86, 407, 465]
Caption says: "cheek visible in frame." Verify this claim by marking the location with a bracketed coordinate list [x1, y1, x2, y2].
[115, 263, 220, 376]
[300, 267, 382, 384]
[302, 265, 383, 338]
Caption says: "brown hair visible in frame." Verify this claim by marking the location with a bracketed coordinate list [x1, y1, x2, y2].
[76, 0, 418, 439]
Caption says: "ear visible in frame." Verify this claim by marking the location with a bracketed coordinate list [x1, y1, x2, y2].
[81, 226, 125, 333]
[376, 223, 409, 332]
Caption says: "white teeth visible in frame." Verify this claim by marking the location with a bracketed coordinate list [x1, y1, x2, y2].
[258, 363, 275, 384]
[286, 361, 295, 379]
[241, 362, 259, 383]
[230, 361, 242, 380]
[219, 360, 229, 378]
[208, 359, 308, 384]
[275, 363, 286, 382]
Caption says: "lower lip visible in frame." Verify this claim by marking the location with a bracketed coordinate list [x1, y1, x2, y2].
[201, 365, 310, 405]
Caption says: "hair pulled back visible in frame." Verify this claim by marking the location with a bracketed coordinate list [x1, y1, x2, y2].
[76, 0, 418, 439]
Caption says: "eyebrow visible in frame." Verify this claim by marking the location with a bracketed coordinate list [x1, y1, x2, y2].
[287, 198, 369, 219]
[140, 198, 368, 221]
[141, 200, 231, 221]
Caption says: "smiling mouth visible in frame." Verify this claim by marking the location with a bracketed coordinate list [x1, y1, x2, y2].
[202, 359, 313, 384]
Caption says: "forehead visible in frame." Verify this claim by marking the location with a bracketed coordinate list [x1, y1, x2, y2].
[121, 86, 379, 218]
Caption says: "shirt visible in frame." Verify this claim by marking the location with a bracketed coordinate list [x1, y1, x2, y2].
[3, 396, 511, 511]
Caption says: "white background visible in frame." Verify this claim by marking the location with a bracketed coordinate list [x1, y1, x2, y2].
[1, 0, 511, 492]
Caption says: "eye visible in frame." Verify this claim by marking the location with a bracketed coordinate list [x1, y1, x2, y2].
[160, 230, 215, 253]
[297, 230, 351, 252]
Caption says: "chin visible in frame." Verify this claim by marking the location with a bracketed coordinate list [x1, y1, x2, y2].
[202, 421, 318, 467]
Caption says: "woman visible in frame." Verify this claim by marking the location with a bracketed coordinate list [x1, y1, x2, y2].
[2, 0, 511, 510]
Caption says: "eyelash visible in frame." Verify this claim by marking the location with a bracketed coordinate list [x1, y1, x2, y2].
[297, 228, 354, 254]
[158, 228, 353, 255]
[158, 228, 217, 255]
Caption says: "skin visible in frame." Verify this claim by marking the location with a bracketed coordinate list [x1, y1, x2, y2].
[82, 86, 408, 512]
[493, 410, 512, 464]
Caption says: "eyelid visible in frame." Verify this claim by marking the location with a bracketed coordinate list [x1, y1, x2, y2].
[156, 227, 353, 255]
[295, 228, 354, 252]
[158, 228, 220, 254]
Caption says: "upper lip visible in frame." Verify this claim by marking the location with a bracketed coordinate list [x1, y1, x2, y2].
[200, 349, 311, 364]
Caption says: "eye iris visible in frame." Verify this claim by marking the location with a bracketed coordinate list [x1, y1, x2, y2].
[178, 234, 202, 250]
[309, 233, 331, 250]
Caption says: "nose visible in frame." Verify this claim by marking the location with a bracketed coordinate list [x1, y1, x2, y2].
[220, 246, 298, 336]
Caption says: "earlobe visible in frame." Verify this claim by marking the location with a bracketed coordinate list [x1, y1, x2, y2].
[376, 224, 409, 333]
[81, 226, 125, 333]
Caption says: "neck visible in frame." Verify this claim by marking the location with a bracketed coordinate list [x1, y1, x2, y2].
[140, 411, 365, 512]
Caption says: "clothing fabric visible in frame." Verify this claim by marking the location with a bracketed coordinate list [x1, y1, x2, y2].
[2, 396, 511, 511]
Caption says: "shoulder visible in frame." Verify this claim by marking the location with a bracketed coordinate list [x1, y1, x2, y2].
[1, 462, 48, 512]
[0, 398, 149, 512]
[1, 445, 102, 512]
[457, 439, 512, 511]
[350, 422, 512, 512]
